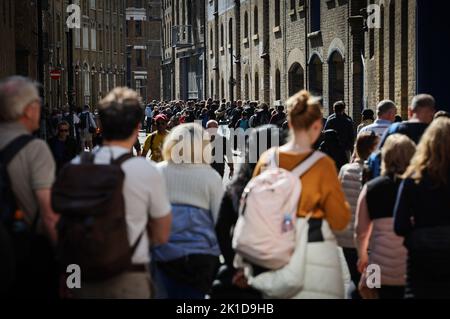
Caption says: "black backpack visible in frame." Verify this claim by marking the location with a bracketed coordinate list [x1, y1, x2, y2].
[79, 113, 87, 130]
[51, 152, 144, 282]
[0, 135, 35, 296]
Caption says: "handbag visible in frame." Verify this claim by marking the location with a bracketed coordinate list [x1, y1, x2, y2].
[236, 214, 312, 299]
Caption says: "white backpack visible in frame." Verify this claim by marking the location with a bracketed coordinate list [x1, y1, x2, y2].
[232, 148, 325, 270]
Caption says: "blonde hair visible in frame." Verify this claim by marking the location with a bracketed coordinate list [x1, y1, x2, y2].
[286, 90, 323, 130]
[404, 117, 450, 186]
[381, 134, 416, 177]
[162, 123, 212, 164]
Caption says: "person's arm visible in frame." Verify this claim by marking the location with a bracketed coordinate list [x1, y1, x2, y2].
[215, 192, 237, 268]
[355, 185, 373, 274]
[321, 159, 352, 231]
[147, 167, 172, 244]
[89, 113, 97, 129]
[394, 179, 414, 237]
[29, 141, 59, 243]
[149, 214, 172, 245]
[36, 189, 59, 244]
[210, 172, 225, 225]
[141, 135, 151, 158]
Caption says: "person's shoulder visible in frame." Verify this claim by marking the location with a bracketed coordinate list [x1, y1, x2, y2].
[25, 138, 52, 156]
[315, 152, 337, 170]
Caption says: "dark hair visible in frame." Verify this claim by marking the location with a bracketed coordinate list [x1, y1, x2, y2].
[356, 132, 379, 161]
[98, 87, 143, 141]
[333, 101, 346, 114]
[361, 109, 375, 121]
[228, 125, 287, 211]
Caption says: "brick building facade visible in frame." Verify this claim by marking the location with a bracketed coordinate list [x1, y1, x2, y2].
[0, 0, 39, 80]
[207, 0, 418, 121]
[161, 0, 207, 101]
[126, 0, 162, 102]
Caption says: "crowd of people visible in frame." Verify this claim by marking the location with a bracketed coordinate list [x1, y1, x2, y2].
[1, 75, 450, 299]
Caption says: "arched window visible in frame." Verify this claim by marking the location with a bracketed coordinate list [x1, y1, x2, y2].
[288, 63, 304, 96]
[254, 6, 258, 35]
[308, 55, 323, 97]
[328, 51, 345, 112]
[275, 69, 281, 100]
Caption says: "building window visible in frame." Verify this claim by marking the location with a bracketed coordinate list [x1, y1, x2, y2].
[83, 26, 89, 49]
[90, 0, 96, 9]
[244, 74, 249, 99]
[136, 50, 143, 67]
[275, 0, 280, 27]
[91, 28, 97, 50]
[134, 0, 143, 8]
[136, 21, 142, 37]
[210, 28, 213, 50]
[244, 12, 249, 39]
[220, 23, 224, 48]
[75, 28, 81, 48]
[255, 71, 259, 100]
[309, 54, 323, 97]
[228, 18, 233, 46]
[328, 52, 345, 111]
[310, 0, 321, 32]
[254, 6, 258, 35]
[288, 63, 304, 96]
[290, 0, 296, 11]
[275, 69, 281, 100]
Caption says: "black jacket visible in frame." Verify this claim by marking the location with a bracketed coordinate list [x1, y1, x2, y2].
[324, 113, 355, 152]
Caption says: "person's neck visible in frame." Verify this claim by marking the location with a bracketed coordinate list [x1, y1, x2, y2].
[17, 119, 34, 133]
[57, 136, 67, 142]
[377, 116, 391, 122]
[103, 139, 133, 150]
[281, 132, 313, 153]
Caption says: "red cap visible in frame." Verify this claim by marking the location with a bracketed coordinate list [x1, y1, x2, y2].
[154, 114, 169, 122]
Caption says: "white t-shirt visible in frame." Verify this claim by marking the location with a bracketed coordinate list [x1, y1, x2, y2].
[72, 146, 171, 264]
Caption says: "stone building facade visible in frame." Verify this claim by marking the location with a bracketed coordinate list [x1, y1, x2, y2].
[161, 0, 207, 101]
[207, 0, 418, 121]
[44, 0, 127, 111]
[126, 0, 162, 102]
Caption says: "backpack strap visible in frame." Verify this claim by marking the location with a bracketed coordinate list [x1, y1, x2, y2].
[0, 135, 35, 166]
[112, 153, 133, 166]
[267, 148, 279, 169]
[291, 151, 326, 178]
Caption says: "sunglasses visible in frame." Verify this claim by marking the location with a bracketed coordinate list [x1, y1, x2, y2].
[156, 121, 167, 125]
[59, 129, 69, 132]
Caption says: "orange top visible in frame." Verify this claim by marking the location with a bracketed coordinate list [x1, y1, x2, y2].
[253, 150, 351, 231]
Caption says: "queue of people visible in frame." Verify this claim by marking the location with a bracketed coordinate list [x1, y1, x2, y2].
[1, 75, 450, 300]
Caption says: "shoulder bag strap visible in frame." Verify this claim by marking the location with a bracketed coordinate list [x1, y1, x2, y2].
[291, 151, 326, 178]
[1, 135, 35, 165]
